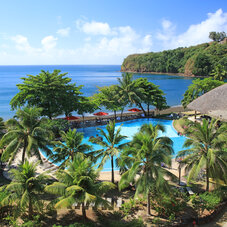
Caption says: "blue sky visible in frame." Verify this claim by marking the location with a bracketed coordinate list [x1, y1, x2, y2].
[0, 0, 226, 65]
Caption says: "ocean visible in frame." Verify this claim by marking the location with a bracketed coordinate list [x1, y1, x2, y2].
[0, 65, 194, 120]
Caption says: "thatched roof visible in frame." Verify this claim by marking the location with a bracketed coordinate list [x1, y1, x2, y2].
[187, 83, 227, 121]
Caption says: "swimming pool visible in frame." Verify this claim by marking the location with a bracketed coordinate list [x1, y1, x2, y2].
[76, 118, 186, 171]
[42, 118, 186, 171]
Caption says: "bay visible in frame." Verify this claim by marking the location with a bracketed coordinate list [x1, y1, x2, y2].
[0, 65, 194, 120]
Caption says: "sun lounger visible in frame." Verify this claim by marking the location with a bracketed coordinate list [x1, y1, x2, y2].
[186, 187, 194, 195]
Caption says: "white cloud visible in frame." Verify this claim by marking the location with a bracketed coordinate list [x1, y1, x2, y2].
[157, 19, 176, 42]
[57, 27, 71, 37]
[41, 36, 58, 51]
[157, 9, 227, 49]
[11, 35, 32, 52]
[76, 20, 112, 35]
[142, 35, 152, 48]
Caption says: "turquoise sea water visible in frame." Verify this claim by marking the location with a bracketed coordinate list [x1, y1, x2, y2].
[0, 65, 194, 120]
[44, 118, 186, 171]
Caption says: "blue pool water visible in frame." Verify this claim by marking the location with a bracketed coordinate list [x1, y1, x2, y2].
[44, 118, 186, 171]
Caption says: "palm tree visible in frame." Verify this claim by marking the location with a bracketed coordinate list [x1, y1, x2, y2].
[45, 153, 115, 219]
[51, 129, 92, 168]
[117, 73, 141, 108]
[91, 120, 127, 183]
[0, 107, 53, 164]
[176, 119, 227, 191]
[1, 160, 49, 219]
[119, 123, 176, 215]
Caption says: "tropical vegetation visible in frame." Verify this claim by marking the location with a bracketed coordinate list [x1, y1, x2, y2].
[0, 107, 53, 164]
[181, 77, 224, 108]
[119, 123, 176, 215]
[51, 129, 92, 168]
[90, 120, 127, 183]
[45, 153, 115, 219]
[1, 160, 49, 219]
[121, 41, 227, 76]
[176, 119, 227, 191]
[10, 70, 83, 119]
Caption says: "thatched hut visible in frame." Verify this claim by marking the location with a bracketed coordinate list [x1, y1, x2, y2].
[187, 83, 227, 121]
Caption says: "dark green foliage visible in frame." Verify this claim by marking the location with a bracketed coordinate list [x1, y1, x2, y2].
[191, 191, 221, 215]
[181, 78, 224, 108]
[41, 118, 69, 138]
[121, 42, 227, 76]
[10, 70, 83, 119]
[151, 192, 187, 218]
[0, 107, 53, 164]
[0, 117, 5, 139]
[209, 31, 227, 42]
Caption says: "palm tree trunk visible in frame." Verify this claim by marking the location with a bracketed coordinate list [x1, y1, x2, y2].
[206, 166, 209, 191]
[22, 139, 27, 164]
[82, 202, 86, 219]
[111, 156, 114, 183]
[120, 109, 124, 120]
[28, 197, 33, 219]
[147, 104, 149, 118]
[114, 110, 116, 120]
[147, 191, 151, 215]
[138, 103, 146, 116]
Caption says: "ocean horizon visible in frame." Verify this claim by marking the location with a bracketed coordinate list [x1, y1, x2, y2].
[0, 65, 194, 120]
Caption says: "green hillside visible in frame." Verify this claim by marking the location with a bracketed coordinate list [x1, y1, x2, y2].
[121, 41, 227, 76]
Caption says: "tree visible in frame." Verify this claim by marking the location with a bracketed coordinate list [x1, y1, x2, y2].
[77, 97, 99, 123]
[209, 31, 227, 42]
[91, 121, 127, 183]
[1, 160, 49, 219]
[93, 85, 126, 119]
[181, 78, 224, 108]
[10, 70, 83, 119]
[0, 107, 53, 164]
[210, 64, 227, 81]
[119, 123, 176, 215]
[51, 129, 92, 168]
[45, 153, 115, 219]
[117, 73, 141, 107]
[134, 78, 168, 116]
[192, 53, 211, 76]
[176, 119, 227, 191]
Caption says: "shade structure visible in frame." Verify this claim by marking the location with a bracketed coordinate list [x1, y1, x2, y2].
[187, 83, 227, 121]
[63, 116, 80, 120]
[93, 111, 109, 116]
[128, 108, 142, 112]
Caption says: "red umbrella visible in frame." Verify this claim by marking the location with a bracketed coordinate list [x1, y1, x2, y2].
[63, 116, 80, 120]
[128, 108, 142, 112]
[93, 112, 109, 116]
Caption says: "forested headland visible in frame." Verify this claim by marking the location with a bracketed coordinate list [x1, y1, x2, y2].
[121, 40, 227, 77]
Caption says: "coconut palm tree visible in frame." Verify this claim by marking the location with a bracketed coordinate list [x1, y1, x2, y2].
[51, 129, 92, 168]
[0, 107, 53, 164]
[117, 73, 141, 107]
[45, 153, 115, 219]
[1, 160, 49, 219]
[91, 120, 127, 183]
[119, 123, 176, 215]
[176, 119, 227, 191]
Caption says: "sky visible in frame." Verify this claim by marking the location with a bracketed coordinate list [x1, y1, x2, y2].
[0, 0, 226, 65]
